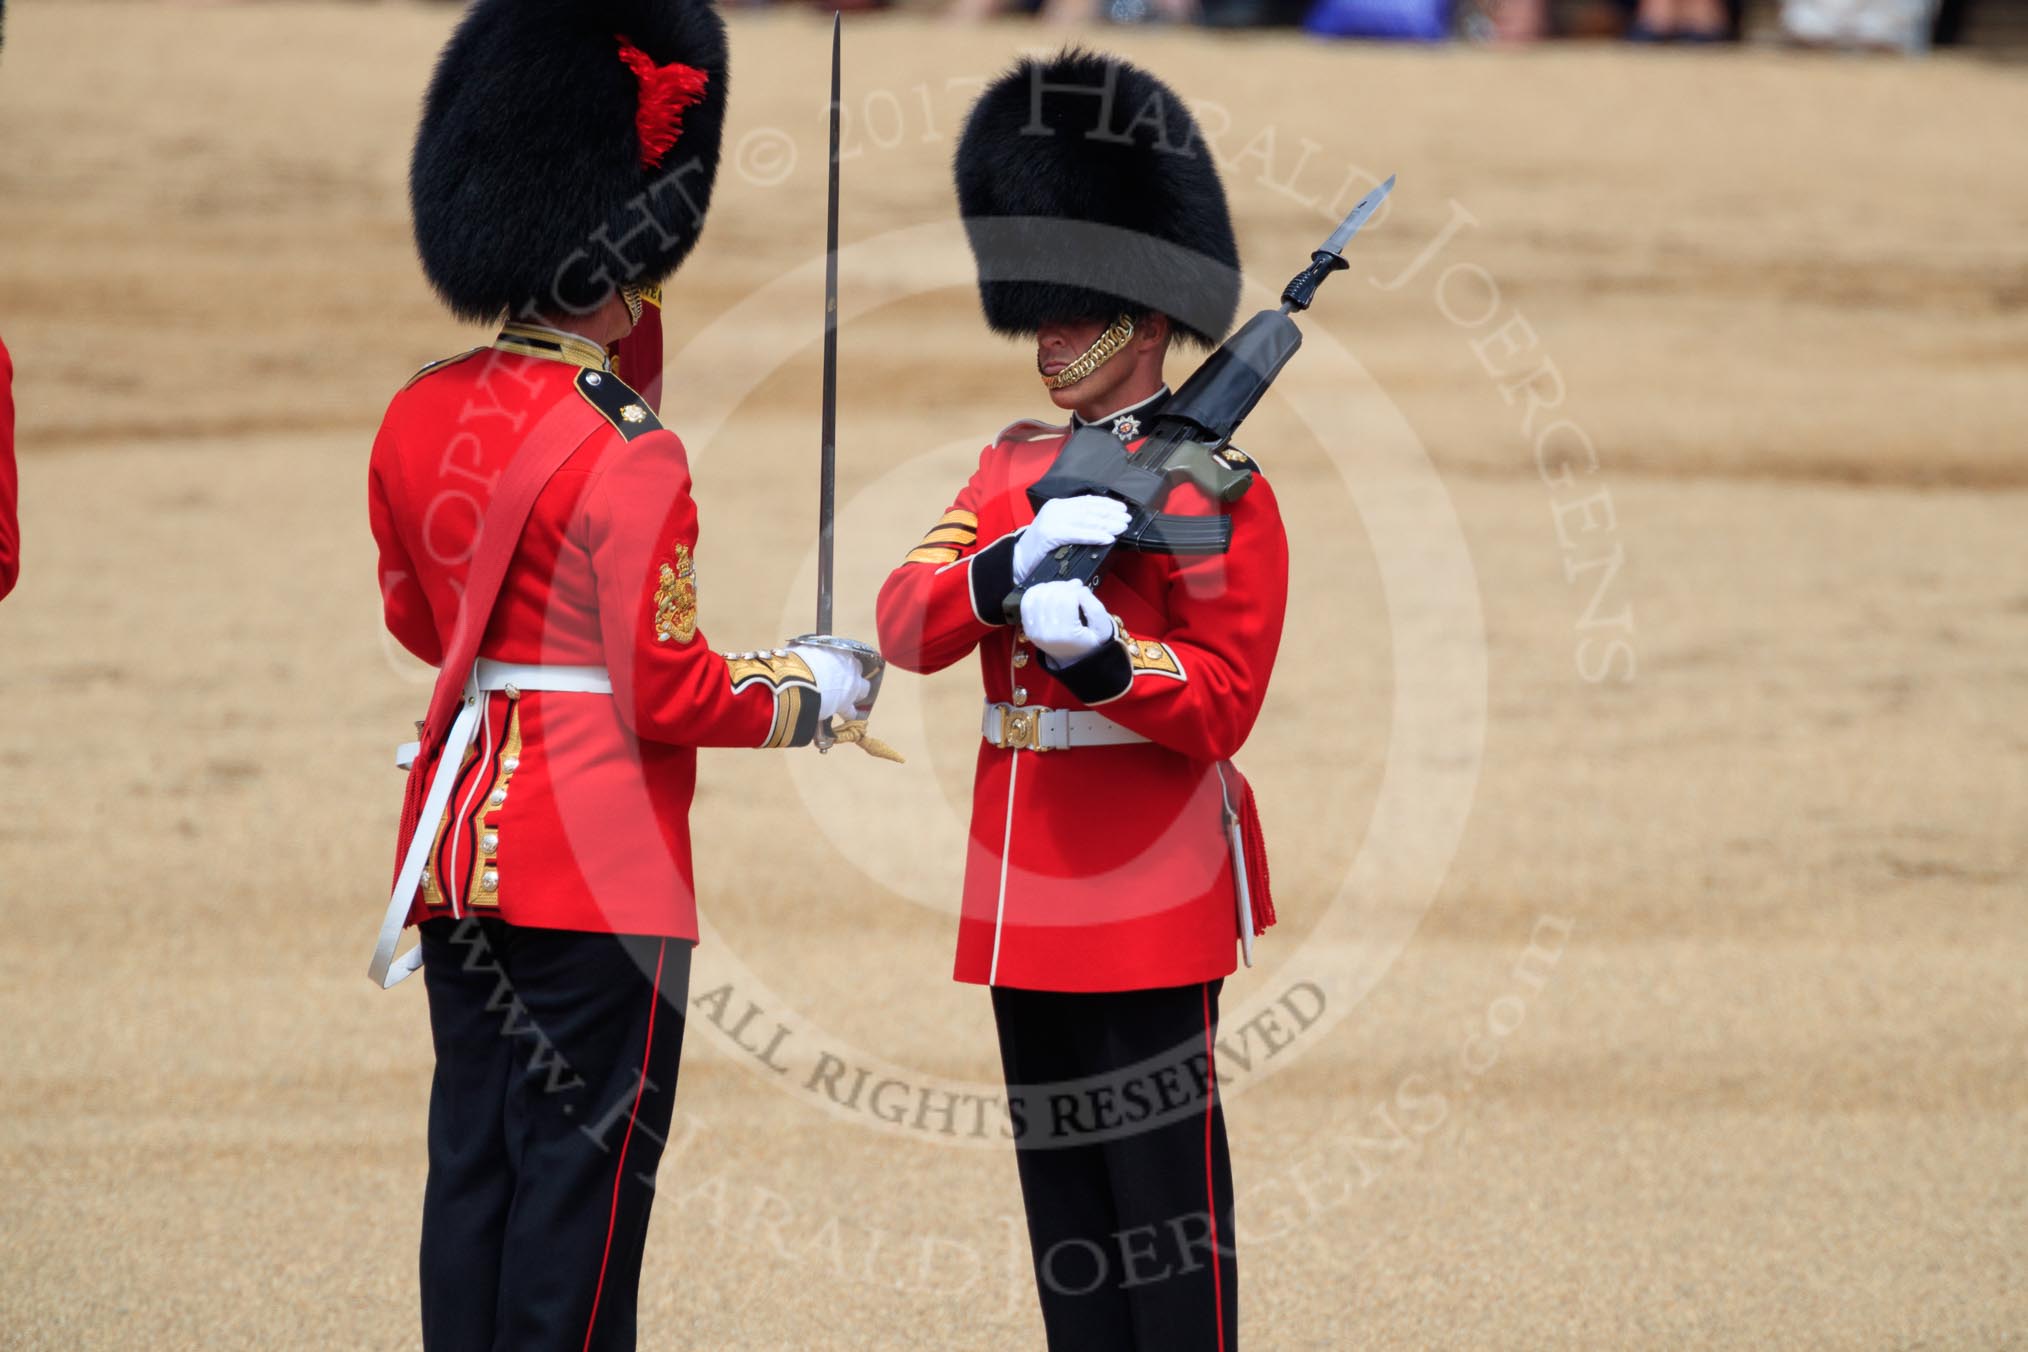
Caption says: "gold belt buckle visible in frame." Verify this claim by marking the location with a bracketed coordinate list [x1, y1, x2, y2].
[999, 706, 1048, 752]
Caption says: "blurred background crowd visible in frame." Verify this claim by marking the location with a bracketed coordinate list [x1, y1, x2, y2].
[857, 0, 2013, 52]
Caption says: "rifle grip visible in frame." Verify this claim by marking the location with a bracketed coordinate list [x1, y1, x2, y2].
[1002, 541, 1114, 624]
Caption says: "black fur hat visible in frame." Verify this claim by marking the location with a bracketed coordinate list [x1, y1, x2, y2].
[954, 50, 1239, 348]
[410, 0, 730, 322]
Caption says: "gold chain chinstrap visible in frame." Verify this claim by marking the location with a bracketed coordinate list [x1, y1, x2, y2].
[1042, 314, 1136, 390]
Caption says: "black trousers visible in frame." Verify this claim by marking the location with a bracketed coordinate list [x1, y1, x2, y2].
[416, 916, 692, 1352]
[993, 981, 1239, 1352]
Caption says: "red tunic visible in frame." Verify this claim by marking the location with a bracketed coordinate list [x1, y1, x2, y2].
[876, 416, 1290, 993]
[0, 335, 17, 601]
[369, 322, 821, 940]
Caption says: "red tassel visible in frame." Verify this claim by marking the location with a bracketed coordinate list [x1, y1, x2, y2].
[1241, 773, 1275, 934]
[615, 37, 709, 171]
[1222, 762, 1276, 936]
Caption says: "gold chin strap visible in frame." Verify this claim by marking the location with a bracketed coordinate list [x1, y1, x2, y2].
[1042, 314, 1135, 390]
[621, 284, 646, 325]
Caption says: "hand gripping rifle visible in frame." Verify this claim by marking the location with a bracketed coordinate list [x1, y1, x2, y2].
[1003, 176, 1395, 624]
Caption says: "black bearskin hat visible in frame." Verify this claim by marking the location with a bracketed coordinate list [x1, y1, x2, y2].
[954, 50, 1239, 348]
[410, 0, 730, 322]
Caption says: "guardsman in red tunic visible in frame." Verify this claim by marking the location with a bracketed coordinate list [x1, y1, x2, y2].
[367, 4, 875, 1348]
[876, 52, 1286, 1352]
[1, 333, 18, 601]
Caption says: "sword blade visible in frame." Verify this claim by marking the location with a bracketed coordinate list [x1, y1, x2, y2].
[816, 13, 842, 634]
[1318, 173, 1395, 258]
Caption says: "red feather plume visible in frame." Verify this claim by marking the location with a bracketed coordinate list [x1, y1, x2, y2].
[615, 36, 709, 172]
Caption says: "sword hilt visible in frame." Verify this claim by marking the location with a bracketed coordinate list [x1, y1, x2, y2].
[789, 633, 885, 753]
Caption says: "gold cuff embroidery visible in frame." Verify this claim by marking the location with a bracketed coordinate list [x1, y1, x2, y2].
[765, 685, 805, 749]
[725, 649, 816, 691]
[724, 649, 818, 748]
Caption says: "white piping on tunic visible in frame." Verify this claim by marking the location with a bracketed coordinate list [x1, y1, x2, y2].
[987, 749, 1020, 985]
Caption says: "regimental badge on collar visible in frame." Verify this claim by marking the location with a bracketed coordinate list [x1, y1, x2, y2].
[654, 543, 699, 644]
[1113, 415, 1140, 441]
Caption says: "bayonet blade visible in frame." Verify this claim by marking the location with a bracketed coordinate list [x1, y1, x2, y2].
[816, 12, 842, 635]
[1318, 173, 1395, 259]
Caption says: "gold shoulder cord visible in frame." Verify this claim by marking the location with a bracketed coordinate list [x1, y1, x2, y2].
[1043, 314, 1135, 390]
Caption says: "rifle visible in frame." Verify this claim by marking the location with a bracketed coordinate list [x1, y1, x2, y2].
[1004, 175, 1395, 623]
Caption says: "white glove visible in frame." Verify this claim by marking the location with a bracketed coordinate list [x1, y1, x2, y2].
[789, 643, 873, 721]
[1018, 581, 1117, 666]
[1012, 495, 1132, 584]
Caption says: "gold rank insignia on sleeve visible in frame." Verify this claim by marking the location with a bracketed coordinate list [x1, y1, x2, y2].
[654, 543, 699, 644]
[905, 508, 979, 565]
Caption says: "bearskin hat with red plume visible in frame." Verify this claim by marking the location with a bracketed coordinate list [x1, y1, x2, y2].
[954, 50, 1240, 349]
[410, 0, 729, 322]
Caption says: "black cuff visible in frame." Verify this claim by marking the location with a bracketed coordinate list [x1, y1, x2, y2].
[781, 685, 825, 748]
[1046, 637, 1133, 706]
[967, 533, 1021, 627]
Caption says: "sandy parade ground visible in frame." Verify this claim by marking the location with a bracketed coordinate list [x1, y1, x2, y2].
[1, 2, 2025, 1346]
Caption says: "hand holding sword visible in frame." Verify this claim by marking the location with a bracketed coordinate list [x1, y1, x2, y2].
[788, 15, 899, 763]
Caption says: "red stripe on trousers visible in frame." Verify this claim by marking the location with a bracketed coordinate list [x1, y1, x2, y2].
[1202, 982, 1227, 1352]
[582, 938, 666, 1352]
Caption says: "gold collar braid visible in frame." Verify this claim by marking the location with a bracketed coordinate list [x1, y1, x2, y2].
[493, 323, 613, 372]
[1042, 314, 1135, 390]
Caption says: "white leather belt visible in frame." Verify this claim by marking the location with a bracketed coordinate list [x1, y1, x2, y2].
[980, 702, 1147, 752]
[393, 662, 612, 769]
[372, 661, 613, 989]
